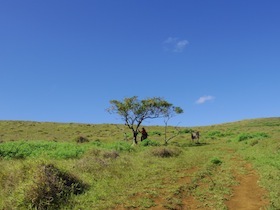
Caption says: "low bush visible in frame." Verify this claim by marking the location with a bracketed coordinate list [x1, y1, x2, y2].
[109, 141, 134, 152]
[237, 132, 269, 142]
[254, 132, 269, 138]
[150, 147, 182, 158]
[75, 136, 89, 143]
[237, 133, 254, 141]
[92, 139, 103, 146]
[211, 157, 222, 165]
[24, 164, 88, 210]
[179, 128, 192, 134]
[139, 139, 160, 147]
[207, 130, 232, 138]
[102, 150, 119, 159]
[149, 131, 162, 136]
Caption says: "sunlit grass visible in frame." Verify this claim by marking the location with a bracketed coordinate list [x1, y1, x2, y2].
[0, 117, 279, 209]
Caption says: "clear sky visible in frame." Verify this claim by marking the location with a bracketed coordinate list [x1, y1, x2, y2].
[1, 0, 279, 126]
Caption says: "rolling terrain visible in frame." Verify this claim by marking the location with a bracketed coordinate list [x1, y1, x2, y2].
[0, 118, 279, 209]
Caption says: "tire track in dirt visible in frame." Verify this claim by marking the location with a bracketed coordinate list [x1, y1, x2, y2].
[114, 167, 202, 210]
[225, 155, 269, 210]
[115, 152, 269, 209]
[152, 167, 202, 210]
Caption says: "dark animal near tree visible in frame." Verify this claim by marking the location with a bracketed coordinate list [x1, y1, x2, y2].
[191, 131, 200, 143]
[139, 127, 148, 141]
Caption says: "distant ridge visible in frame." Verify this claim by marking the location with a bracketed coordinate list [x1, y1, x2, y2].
[0, 117, 279, 127]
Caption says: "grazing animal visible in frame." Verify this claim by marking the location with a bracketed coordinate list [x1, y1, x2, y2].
[191, 131, 200, 143]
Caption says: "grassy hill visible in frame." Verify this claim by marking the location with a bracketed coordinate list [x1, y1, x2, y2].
[0, 118, 279, 209]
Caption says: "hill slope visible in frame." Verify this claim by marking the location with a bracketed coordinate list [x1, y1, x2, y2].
[0, 117, 279, 209]
[1, 117, 279, 142]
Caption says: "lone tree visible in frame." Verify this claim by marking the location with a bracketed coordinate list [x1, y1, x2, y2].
[107, 96, 183, 145]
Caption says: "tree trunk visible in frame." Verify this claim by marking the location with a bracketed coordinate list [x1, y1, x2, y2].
[133, 130, 138, 144]
[164, 121, 168, 145]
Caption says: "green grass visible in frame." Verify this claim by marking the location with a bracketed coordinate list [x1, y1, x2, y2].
[0, 141, 86, 159]
[0, 117, 279, 209]
[0, 140, 136, 161]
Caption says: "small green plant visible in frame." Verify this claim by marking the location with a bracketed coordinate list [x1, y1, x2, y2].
[237, 133, 254, 141]
[254, 132, 269, 138]
[207, 130, 232, 138]
[211, 157, 222, 165]
[179, 128, 192, 134]
[92, 139, 103, 146]
[150, 131, 162, 136]
[163, 196, 183, 210]
[139, 139, 160, 147]
[150, 147, 181, 158]
[237, 132, 269, 142]
[74, 135, 89, 143]
[109, 141, 134, 152]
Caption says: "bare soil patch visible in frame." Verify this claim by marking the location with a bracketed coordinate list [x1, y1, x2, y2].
[226, 161, 269, 210]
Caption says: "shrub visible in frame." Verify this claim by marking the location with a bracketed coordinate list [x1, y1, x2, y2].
[237, 132, 269, 142]
[109, 142, 134, 152]
[0, 141, 33, 159]
[77, 149, 120, 172]
[150, 147, 182, 158]
[237, 133, 254, 142]
[211, 157, 222, 165]
[179, 128, 192, 134]
[25, 164, 88, 210]
[139, 139, 160, 147]
[75, 136, 89, 143]
[254, 132, 269, 138]
[92, 139, 102, 146]
[102, 150, 119, 159]
[207, 130, 232, 138]
[250, 139, 259, 146]
[150, 131, 162, 136]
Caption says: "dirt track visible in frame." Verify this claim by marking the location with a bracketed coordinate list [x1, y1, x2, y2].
[154, 157, 269, 209]
[115, 155, 270, 210]
[225, 161, 269, 210]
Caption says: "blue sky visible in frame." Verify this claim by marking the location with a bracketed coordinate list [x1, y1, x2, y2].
[0, 0, 279, 126]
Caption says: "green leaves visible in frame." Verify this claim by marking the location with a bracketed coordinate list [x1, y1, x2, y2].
[108, 96, 183, 144]
[108, 96, 183, 123]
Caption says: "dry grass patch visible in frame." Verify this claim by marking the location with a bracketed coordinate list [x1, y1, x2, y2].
[150, 146, 182, 158]
[24, 164, 88, 210]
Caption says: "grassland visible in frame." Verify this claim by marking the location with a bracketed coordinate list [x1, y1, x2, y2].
[0, 118, 279, 209]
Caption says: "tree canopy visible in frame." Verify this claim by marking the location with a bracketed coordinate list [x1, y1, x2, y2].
[108, 96, 183, 144]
